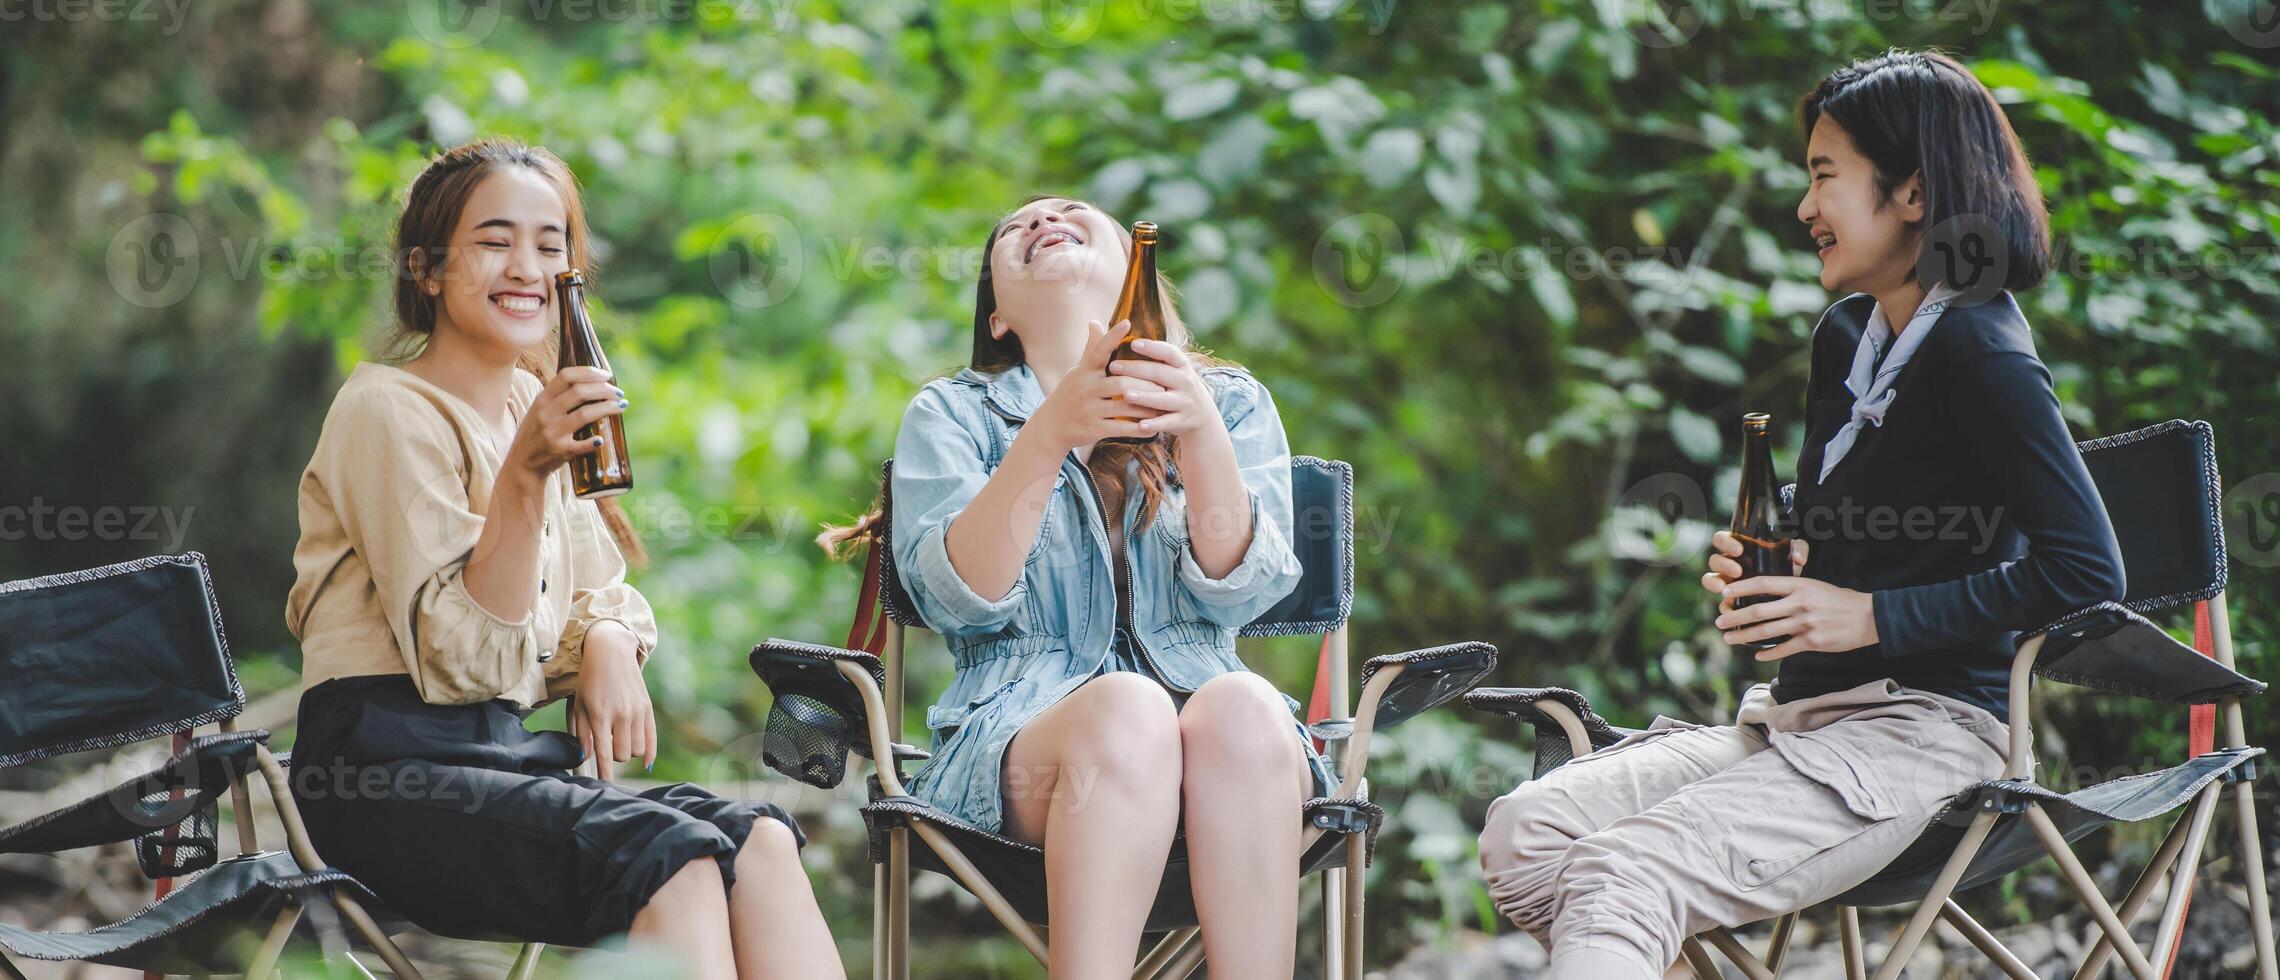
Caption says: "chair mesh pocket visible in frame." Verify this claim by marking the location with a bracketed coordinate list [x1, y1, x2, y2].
[1533, 736, 1577, 780]
[133, 790, 219, 878]
[764, 692, 858, 789]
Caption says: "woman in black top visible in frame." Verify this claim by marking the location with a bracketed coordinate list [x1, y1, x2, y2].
[1476, 51, 2125, 979]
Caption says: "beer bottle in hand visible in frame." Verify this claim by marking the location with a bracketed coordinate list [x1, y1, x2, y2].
[555, 269, 633, 498]
[1729, 412, 1789, 650]
[1104, 221, 1166, 445]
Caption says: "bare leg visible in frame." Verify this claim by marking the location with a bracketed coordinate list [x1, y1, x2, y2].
[628, 857, 738, 980]
[1180, 672, 1309, 979]
[728, 815, 848, 980]
[1003, 672, 1184, 980]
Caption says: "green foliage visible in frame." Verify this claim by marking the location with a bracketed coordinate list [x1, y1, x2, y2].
[4, 0, 2278, 970]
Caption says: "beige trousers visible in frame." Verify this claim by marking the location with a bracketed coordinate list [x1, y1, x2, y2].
[1477, 679, 2009, 979]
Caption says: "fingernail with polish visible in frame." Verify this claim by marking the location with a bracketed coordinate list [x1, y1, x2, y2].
[617, 399, 629, 408]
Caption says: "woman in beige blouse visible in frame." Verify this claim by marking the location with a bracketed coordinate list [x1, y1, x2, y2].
[284, 138, 842, 979]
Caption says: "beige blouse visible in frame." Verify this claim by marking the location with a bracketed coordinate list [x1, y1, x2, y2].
[286, 362, 657, 708]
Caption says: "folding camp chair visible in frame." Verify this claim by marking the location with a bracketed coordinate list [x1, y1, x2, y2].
[749, 454, 1498, 979]
[0, 552, 428, 980]
[1469, 419, 2275, 980]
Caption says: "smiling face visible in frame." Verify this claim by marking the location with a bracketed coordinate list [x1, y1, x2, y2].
[982, 196, 1129, 341]
[1797, 117, 1925, 296]
[423, 166, 572, 357]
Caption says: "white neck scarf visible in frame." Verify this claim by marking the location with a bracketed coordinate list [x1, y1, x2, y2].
[1816, 283, 1962, 483]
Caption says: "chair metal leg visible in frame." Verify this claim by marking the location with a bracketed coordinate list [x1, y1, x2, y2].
[1837, 906, 1866, 980]
[506, 942, 544, 980]
[871, 862, 889, 980]
[906, 821, 1048, 965]
[2024, 804, 2158, 980]
[1764, 912, 1796, 976]
[886, 827, 910, 980]
[246, 902, 305, 980]
[2073, 785, 2206, 980]
[1343, 831, 1366, 980]
[1680, 937, 1723, 979]
[331, 886, 425, 980]
[2236, 779, 2279, 980]
[1702, 927, 1775, 979]
[1134, 928, 1200, 980]
[1937, 900, 2036, 980]
[2149, 784, 2223, 971]
[1321, 866, 1346, 979]
[1156, 935, 1207, 980]
[1872, 807, 1999, 980]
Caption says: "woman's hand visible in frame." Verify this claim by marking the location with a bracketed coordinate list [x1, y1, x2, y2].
[1701, 531, 1809, 618]
[1105, 336, 1227, 439]
[1716, 576, 1879, 662]
[1030, 320, 1167, 451]
[505, 365, 625, 483]
[573, 620, 655, 780]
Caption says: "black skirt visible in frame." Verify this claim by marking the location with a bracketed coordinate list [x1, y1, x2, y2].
[288, 674, 802, 947]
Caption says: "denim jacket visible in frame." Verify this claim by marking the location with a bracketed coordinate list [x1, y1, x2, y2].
[890, 360, 1305, 830]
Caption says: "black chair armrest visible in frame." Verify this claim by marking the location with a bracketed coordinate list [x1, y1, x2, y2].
[2026, 602, 2266, 704]
[0, 729, 268, 872]
[1466, 686, 1636, 779]
[748, 639, 890, 790]
[1354, 641, 1498, 734]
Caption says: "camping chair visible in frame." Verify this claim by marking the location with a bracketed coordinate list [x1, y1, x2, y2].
[749, 454, 1498, 979]
[1468, 419, 2275, 980]
[0, 552, 426, 980]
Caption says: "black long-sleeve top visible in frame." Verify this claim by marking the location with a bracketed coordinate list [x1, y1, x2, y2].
[1775, 292, 2125, 720]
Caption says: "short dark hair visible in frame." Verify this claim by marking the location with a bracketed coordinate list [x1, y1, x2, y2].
[1800, 50, 2051, 293]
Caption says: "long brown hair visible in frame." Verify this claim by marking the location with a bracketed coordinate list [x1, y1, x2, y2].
[819, 194, 1227, 555]
[386, 137, 648, 566]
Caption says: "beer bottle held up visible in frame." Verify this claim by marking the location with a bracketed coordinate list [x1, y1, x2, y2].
[1729, 412, 1789, 650]
[555, 270, 634, 498]
[1103, 221, 1166, 445]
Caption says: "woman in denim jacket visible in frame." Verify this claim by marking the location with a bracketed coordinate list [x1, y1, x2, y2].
[858, 195, 1332, 978]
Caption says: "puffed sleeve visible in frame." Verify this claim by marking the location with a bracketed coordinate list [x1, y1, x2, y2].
[313, 384, 544, 705]
[890, 385, 1035, 637]
[1174, 371, 1302, 628]
[544, 494, 659, 697]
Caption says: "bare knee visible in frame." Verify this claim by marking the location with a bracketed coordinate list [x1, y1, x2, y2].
[1179, 672, 1300, 774]
[734, 816, 801, 875]
[1061, 672, 1182, 785]
[649, 854, 726, 910]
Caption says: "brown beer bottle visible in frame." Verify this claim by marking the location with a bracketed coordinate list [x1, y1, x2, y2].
[555, 270, 634, 498]
[1104, 222, 1167, 445]
[1729, 412, 1789, 650]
